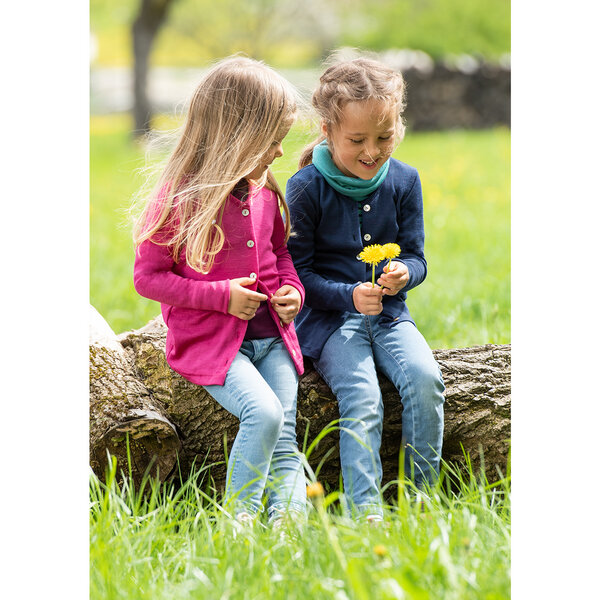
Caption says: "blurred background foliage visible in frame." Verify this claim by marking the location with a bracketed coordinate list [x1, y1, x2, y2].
[90, 0, 510, 68]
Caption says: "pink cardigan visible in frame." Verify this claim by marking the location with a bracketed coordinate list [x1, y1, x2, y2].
[134, 184, 305, 385]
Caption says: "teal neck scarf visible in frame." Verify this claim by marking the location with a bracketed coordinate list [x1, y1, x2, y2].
[312, 140, 390, 201]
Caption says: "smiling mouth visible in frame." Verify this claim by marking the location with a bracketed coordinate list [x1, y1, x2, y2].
[359, 159, 378, 167]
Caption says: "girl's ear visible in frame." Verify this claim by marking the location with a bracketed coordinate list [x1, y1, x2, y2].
[320, 120, 328, 138]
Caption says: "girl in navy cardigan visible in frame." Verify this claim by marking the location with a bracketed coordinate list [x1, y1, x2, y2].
[286, 57, 445, 522]
[133, 57, 306, 528]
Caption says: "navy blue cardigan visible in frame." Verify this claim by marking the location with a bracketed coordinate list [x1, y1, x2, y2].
[286, 158, 427, 359]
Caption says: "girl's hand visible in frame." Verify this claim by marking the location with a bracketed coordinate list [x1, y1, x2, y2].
[352, 282, 384, 315]
[377, 261, 409, 296]
[270, 285, 301, 325]
[228, 277, 268, 320]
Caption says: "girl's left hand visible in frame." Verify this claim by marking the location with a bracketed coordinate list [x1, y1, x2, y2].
[377, 261, 409, 296]
[270, 285, 302, 325]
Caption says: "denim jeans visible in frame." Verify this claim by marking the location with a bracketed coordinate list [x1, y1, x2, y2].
[204, 337, 307, 520]
[314, 314, 445, 517]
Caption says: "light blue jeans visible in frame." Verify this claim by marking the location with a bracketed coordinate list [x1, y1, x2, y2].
[314, 314, 445, 517]
[204, 337, 307, 521]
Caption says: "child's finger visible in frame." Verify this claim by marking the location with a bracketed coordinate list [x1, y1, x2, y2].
[235, 276, 259, 287]
[246, 290, 268, 302]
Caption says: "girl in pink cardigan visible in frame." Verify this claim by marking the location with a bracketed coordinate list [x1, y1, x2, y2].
[133, 56, 306, 527]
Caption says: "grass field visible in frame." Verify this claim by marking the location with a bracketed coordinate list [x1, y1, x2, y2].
[90, 454, 510, 600]
[90, 115, 510, 349]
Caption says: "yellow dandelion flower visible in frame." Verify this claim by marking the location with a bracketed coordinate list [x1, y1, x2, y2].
[381, 243, 401, 260]
[373, 544, 388, 557]
[358, 244, 385, 266]
[358, 244, 385, 287]
[306, 481, 325, 499]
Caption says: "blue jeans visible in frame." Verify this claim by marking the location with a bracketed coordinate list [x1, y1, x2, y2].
[314, 315, 445, 517]
[204, 337, 307, 520]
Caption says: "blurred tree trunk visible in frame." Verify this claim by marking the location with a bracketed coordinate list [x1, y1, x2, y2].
[132, 0, 177, 136]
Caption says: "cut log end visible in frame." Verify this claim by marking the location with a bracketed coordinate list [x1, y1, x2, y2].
[91, 411, 181, 485]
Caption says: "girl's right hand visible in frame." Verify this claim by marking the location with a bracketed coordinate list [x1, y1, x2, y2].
[352, 282, 384, 315]
[228, 277, 268, 320]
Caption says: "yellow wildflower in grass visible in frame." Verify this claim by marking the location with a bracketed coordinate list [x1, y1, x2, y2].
[373, 544, 388, 557]
[358, 244, 385, 286]
[306, 481, 325, 499]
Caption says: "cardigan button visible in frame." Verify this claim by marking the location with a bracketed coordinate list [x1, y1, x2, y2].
[363, 233, 371, 241]
[242, 208, 250, 216]
[249, 272, 257, 279]
[247, 240, 255, 248]
[363, 204, 371, 212]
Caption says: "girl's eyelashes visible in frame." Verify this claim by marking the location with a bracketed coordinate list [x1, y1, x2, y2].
[349, 136, 392, 144]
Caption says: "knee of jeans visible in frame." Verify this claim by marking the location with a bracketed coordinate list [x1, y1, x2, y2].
[339, 396, 383, 428]
[248, 399, 284, 440]
[411, 362, 445, 404]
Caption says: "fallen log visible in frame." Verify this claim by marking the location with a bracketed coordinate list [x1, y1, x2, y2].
[89, 307, 181, 485]
[90, 307, 510, 491]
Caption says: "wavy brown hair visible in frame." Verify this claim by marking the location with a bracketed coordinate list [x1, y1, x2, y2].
[133, 56, 298, 273]
[299, 56, 406, 169]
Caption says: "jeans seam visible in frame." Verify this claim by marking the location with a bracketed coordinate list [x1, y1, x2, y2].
[372, 337, 418, 457]
[222, 371, 268, 512]
[315, 335, 385, 509]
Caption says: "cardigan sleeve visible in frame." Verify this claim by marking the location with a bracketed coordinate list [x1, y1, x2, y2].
[133, 239, 231, 314]
[392, 170, 427, 292]
[286, 180, 358, 313]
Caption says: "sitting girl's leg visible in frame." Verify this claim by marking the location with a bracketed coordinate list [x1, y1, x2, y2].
[314, 314, 385, 518]
[204, 340, 286, 518]
[255, 338, 307, 522]
[372, 320, 445, 490]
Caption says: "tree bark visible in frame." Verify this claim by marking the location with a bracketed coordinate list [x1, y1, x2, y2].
[89, 307, 181, 485]
[132, 0, 176, 136]
[90, 309, 510, 491]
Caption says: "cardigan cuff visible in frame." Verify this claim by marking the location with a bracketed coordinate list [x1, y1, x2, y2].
[191, 278, 231, 314]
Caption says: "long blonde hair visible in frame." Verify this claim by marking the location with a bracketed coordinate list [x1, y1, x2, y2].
[133, 56, 298, 273]
[299, 56, 406, 169]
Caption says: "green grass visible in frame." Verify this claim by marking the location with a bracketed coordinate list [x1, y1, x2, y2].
[90, 453, 510, 600]
[90, 115, 510, 348]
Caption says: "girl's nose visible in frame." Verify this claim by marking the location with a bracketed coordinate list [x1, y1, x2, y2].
[363, 140, 379, 159]
[273, 142, 284, 159]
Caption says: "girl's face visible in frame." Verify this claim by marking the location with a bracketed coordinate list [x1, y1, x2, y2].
[322, 99, 397, 180]
[246, 122, 292, 181]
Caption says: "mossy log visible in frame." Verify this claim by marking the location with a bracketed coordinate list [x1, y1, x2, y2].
[90, 307, 510, 490]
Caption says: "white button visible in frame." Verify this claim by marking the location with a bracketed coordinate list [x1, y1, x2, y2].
[363, 204, 371, 212]
[292, 350, 297, 357]
[363, 234, 371, 241]
[247, 240, 254, 248]
[356, 254, 362, 260]
[242, 208, 249, 216]
[249, 272, 257, 279]
[211, 219, 216, 224]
